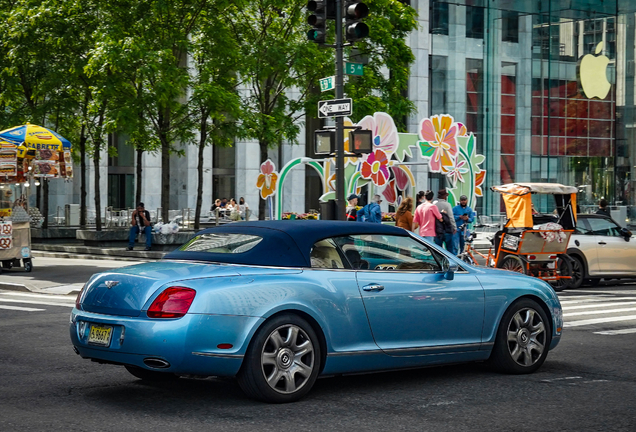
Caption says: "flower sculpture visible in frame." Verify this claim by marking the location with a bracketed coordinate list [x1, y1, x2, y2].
[360, 149, 390, 187]
[418, 114, 487, 209]
[419, 114, 458, 173]
[256, 159, 278, 200]
[357, 112, 399, 158]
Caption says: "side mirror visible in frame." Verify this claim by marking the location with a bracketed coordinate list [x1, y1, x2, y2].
[444, 263, 459, 280]
[620, 227, 632, 241]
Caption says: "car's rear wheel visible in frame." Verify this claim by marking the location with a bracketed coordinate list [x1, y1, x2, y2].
[569, 255, 585, 289]
[489, 298, 551, 374]
[500, 255, 526, 274]
[238, 314, 321, 403]
[124, 365, 178, 381]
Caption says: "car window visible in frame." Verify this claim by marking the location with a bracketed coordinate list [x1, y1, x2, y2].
[586, 217, 621, 237]
[575, 217, 592, 235]
[310, 239, 346, 269]
[178, 233, 262, 253]
[335, 234, 443, 272]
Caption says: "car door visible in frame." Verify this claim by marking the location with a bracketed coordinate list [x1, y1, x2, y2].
[572, 217, 601, 274]
[586, 217, 636, 274]
[336, 234, 485, 356]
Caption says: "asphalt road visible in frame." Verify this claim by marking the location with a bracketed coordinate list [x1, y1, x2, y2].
[1, 284, 635, 431]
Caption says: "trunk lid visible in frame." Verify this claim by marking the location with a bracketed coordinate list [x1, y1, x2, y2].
[79, 261, 240, 317]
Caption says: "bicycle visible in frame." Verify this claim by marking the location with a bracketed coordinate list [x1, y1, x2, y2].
[457, 224, 497, 268]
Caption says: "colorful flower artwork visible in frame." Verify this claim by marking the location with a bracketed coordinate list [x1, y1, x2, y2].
[256, 159, 278, 200]
[418, 114, 486, 208]
[259, 112, 487, 219]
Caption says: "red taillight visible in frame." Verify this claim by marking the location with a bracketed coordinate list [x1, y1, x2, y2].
[75, 284, 85, 309]
[147, 287, 196, 319]
[528, 255, 536, 260]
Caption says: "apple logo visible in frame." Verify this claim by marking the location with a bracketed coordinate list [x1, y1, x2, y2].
[578, 42, 611, 99]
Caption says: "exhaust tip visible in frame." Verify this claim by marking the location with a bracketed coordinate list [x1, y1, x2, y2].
[143, 358, 171, 369]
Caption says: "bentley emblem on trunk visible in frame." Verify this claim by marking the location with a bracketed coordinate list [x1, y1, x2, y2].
[105, 281, 120, 289]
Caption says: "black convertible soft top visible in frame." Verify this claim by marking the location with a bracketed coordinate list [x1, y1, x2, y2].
[164, 220, 409, 267]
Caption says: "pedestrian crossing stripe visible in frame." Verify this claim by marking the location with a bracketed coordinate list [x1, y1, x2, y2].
[563, 301, 636, 310]
[559, 297, 636, 305]
[564, 315, 636, 327]
[564, 307, 636, 317]
[594, 328, 636, 335]
[0, 305, 45, 312]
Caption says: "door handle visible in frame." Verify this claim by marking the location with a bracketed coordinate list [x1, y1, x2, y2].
[362, 284, 385, 292]
[598, 241, 607, 245]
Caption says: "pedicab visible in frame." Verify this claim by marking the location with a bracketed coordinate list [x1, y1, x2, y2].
[463, 183, 577, 291]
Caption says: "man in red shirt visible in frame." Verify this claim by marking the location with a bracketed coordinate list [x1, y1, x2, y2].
[412, 190, 443, 242]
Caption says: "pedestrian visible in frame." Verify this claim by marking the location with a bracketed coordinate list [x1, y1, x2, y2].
[416, 190, 426, 208]
[434, 189, 457, 254]
[596, 199, 611, 217]
[395, 197, 414, 231]
[239, 197, 249, 220]
[127, 202, 152, 251]
[453, 195, 475, 254]
[346, 194, 359, 221]
[412, 190, 443, 242]
[211, 198, 221, 212]
[357, 194, 382, 223]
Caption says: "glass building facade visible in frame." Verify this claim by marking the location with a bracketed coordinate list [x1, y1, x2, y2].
[429, 0, 636, 225]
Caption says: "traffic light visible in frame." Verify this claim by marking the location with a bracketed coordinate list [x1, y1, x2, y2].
[307, 1, 327, 43]
[344, 1, 369, 42]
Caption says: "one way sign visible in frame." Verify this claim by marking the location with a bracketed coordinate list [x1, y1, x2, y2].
[318, 98, 353, 118]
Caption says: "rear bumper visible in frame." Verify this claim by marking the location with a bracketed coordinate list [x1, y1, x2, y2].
[69, 308, 263, 377]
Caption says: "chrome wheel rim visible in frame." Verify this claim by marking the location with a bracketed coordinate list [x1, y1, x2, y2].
[506, 308, 546, 367]
[261, 324, 315, 394]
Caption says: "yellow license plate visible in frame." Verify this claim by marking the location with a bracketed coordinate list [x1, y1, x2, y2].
[88, 325, 113, 347]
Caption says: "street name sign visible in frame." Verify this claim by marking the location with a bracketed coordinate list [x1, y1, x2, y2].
[345, 62, 364, 76]
[318, 98, 353, 118]
[319, 76, 335, 92]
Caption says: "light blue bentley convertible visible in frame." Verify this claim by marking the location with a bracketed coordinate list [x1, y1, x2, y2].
[70, 221, 562, 403]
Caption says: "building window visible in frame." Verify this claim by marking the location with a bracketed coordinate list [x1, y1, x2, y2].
[466, 6, 484, 39]
[466, 59, 483, 154]
[502, 11, 519, 43]
[501, 63, 517, 184]
[107, 133, 135, 210]
[429, 55, 447, 115]
[212, 145, 235, 201]
[430, 2, 449, 35]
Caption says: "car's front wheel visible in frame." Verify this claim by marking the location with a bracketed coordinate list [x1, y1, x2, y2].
[238, 314, 321, 403]
[489, 298, 551, 374]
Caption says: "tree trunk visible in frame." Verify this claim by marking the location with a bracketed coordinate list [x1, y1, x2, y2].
[159, 109, 171, 223]
[42, 180, 49, 229]
[79, 132, 87, 228]
[258, 141, 268, 220]
[194, 115, 208, 231]
[135, 148, 143, 206]
[93, 146, 102, 231]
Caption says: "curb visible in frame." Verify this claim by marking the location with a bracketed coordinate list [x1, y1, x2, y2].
[31, 251, 156, 262]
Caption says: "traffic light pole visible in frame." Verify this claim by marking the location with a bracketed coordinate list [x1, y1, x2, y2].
[335, 0, 345, 220]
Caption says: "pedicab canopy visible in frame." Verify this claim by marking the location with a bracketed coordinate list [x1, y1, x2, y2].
[491, 183, 578, 230]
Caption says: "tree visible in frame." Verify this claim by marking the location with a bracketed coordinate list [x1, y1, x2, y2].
[190, 7, 243, 230]
[225, 0, 417, 219]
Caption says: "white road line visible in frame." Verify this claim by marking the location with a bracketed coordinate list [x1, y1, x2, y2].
[594, 328, 636, 335]
[567, 290, 636, 295]
[562, 301, 636, 310]
[0, 298, 74, 308]
[559, 297, 636, 305]
[564, 307, 636, 317]
[564, 315, 636, 327]
[0, 292, 76, 301]
[0, 305, 45, 312]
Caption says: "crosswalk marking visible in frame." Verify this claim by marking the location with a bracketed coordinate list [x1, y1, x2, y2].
[0, 305, 45, 312]
[0, 292, 76, 301]
[0, 298, 74, 308]
[564, 307, 636, 317]
[559, 297, 636, 305]
[564, 301, 636, 310]
[594, 328, 636, 335]
[564, 315, 636, 327]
